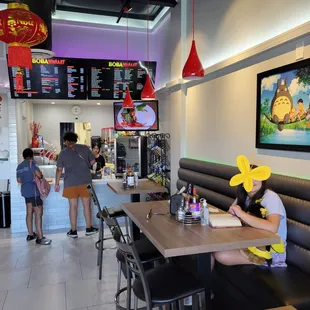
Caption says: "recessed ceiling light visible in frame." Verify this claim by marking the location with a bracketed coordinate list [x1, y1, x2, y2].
[51, 102, 55, 104]
[97, 102, 101, 105]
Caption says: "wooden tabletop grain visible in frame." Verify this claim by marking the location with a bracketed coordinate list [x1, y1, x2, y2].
[107, 179, 167, 195]
[121, 200, 280, 258]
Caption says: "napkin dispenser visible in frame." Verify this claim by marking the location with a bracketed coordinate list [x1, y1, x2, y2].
[169, 194, 184, 215]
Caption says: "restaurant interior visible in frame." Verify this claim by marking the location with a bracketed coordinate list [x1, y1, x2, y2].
[0, 0, 310, 310]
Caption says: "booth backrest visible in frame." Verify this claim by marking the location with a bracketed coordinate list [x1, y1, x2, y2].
[177, 158, 310, 275]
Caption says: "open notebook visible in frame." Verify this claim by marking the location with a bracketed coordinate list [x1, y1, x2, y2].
[209, 214, 242, 228]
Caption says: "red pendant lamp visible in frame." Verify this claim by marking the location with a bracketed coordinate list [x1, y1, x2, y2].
[122, 13, 134, 109]
[182, 0, 204, 80]
[141, 0, 156, 100]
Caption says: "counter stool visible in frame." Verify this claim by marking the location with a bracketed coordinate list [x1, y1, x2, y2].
[113, 226, 207, 310]
[103, 215, 163, 310]
[87, 184, 129, 280]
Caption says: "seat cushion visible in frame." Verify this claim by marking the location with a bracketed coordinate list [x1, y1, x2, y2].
[116, 237, 162, 263]
[215, 263, 310, 309]
[96, 206, 126, 219]
[133, 264, 204, 304]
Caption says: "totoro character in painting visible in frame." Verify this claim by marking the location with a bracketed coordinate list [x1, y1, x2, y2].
[270, 78, 293, 131]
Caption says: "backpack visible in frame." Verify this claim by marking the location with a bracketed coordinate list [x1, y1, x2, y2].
[30, 161, 51, 199]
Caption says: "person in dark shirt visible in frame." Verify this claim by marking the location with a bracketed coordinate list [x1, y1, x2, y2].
[92, 143, 105, 172]
[16, 148, 51, 245]
[55, 132, 98, 238]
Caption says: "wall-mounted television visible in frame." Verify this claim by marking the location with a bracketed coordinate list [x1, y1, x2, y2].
[88, 60, 156, 100]
[8, 57, 87, 100]
[114, 100, 159, 131]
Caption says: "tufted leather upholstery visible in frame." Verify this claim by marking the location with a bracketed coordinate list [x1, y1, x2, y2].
[177, 158, 310, 309]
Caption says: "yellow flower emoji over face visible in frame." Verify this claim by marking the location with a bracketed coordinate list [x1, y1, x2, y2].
[229, 155, 271, 192]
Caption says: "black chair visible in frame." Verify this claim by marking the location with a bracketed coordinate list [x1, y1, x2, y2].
[87, 183, 129, 279]
[113, 226, 207, 310]
[103, 215, 163, 310]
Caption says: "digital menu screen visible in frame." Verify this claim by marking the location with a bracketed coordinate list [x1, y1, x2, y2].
[88, 60, 156, 100]
[114, 100, 159, 131]
[8, 58, 86, 100]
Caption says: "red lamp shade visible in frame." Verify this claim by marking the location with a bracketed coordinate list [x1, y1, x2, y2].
[0, 2, 48, 69]
[182, 40, 204, 80]
[141, 74, 156, 100]
[122, 88, 135, 109]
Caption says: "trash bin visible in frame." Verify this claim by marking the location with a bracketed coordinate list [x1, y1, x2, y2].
[0, 191, 11, 228]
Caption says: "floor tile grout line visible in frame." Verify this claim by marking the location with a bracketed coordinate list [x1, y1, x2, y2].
[27, 266, 32, 288]
[64, 281, 68, 310]
[1, 291, 8, 310]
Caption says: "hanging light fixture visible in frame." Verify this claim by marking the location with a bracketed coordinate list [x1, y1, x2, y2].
[122, 12, 134, 109]
[141, 0, 156, 100]
[182, 0, 204, 80]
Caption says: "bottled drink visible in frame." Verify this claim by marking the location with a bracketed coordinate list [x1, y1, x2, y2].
[134, 172, 139, 187]
[192, 187, 199, 203]
[122, 170, 127, 189]
[127, 167, 135, 188]
[201, 199, 209, 226]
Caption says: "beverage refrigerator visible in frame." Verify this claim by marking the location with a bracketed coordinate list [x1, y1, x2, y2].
[114, 136, 148, 178]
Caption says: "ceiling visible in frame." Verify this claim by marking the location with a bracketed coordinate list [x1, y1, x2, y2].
[0, 0, 178, 22]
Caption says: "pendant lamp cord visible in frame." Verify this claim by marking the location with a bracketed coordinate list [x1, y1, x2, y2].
[192, 0, 195, 40]
[147, 0, 150, 71]
[126, 12, 129, 89]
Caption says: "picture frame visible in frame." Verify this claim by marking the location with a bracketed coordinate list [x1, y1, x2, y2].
[256, 58, 310, 152]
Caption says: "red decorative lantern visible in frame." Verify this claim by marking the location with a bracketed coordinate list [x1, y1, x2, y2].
[0, 2, 48, 90]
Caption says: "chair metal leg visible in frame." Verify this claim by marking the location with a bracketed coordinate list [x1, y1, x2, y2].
[98, 220, 104, 280]
[97, 219, 104, 266]
[192, 295, 199, 310]
[200, 291, 206, 310]
[177, 300, 184, 310]
[125, 216, 129, 236]
[126, 265, 131, 310]
[134, 295, 138, 310]
[117, 260, 122, 294]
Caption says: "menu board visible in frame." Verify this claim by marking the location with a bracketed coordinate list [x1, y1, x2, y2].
[8, 58, 86, 100]
[88, 60, 156, 100]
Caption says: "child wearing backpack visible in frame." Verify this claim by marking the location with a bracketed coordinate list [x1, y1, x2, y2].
[16, 148, 52, 245]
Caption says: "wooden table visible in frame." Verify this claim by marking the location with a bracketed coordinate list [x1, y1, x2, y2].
[122, 200, 280, 308]
[108, 179, 167, 239]
[107, 178, 167, 195]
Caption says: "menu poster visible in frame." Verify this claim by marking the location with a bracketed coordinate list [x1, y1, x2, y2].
[88, 60, 156, 100]
[8, 58, 86, 100]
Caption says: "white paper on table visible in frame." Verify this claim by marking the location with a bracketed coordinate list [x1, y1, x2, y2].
[209, 207, 219, 213]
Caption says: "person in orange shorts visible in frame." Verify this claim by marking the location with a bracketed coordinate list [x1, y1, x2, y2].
[55, 132, 98, 238]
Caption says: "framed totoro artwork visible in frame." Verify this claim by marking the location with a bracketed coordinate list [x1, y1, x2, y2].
[256, 58, 310, 152]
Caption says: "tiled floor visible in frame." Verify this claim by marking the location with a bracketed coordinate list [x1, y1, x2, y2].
[0, 227, 124, 310]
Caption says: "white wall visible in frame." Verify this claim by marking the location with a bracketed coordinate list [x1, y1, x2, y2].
[193, 0, 310, 68]
[155, 0, 310, 193]
[33, 104, 114, 153]
[16, 100, 33, 161]
[0, 93, 9, 190]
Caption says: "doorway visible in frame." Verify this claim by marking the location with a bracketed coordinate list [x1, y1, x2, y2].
[59, 122, 91, 150]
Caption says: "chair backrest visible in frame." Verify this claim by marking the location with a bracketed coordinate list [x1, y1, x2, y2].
[112, 227, 152, 309]
[101, 207, 126, 243]
[87, 184, 102, 214]
[177, 158, 310, 275]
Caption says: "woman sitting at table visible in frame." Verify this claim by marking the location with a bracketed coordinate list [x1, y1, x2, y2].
[212, 158, 287, 268]
[92, 143, 105, 173]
